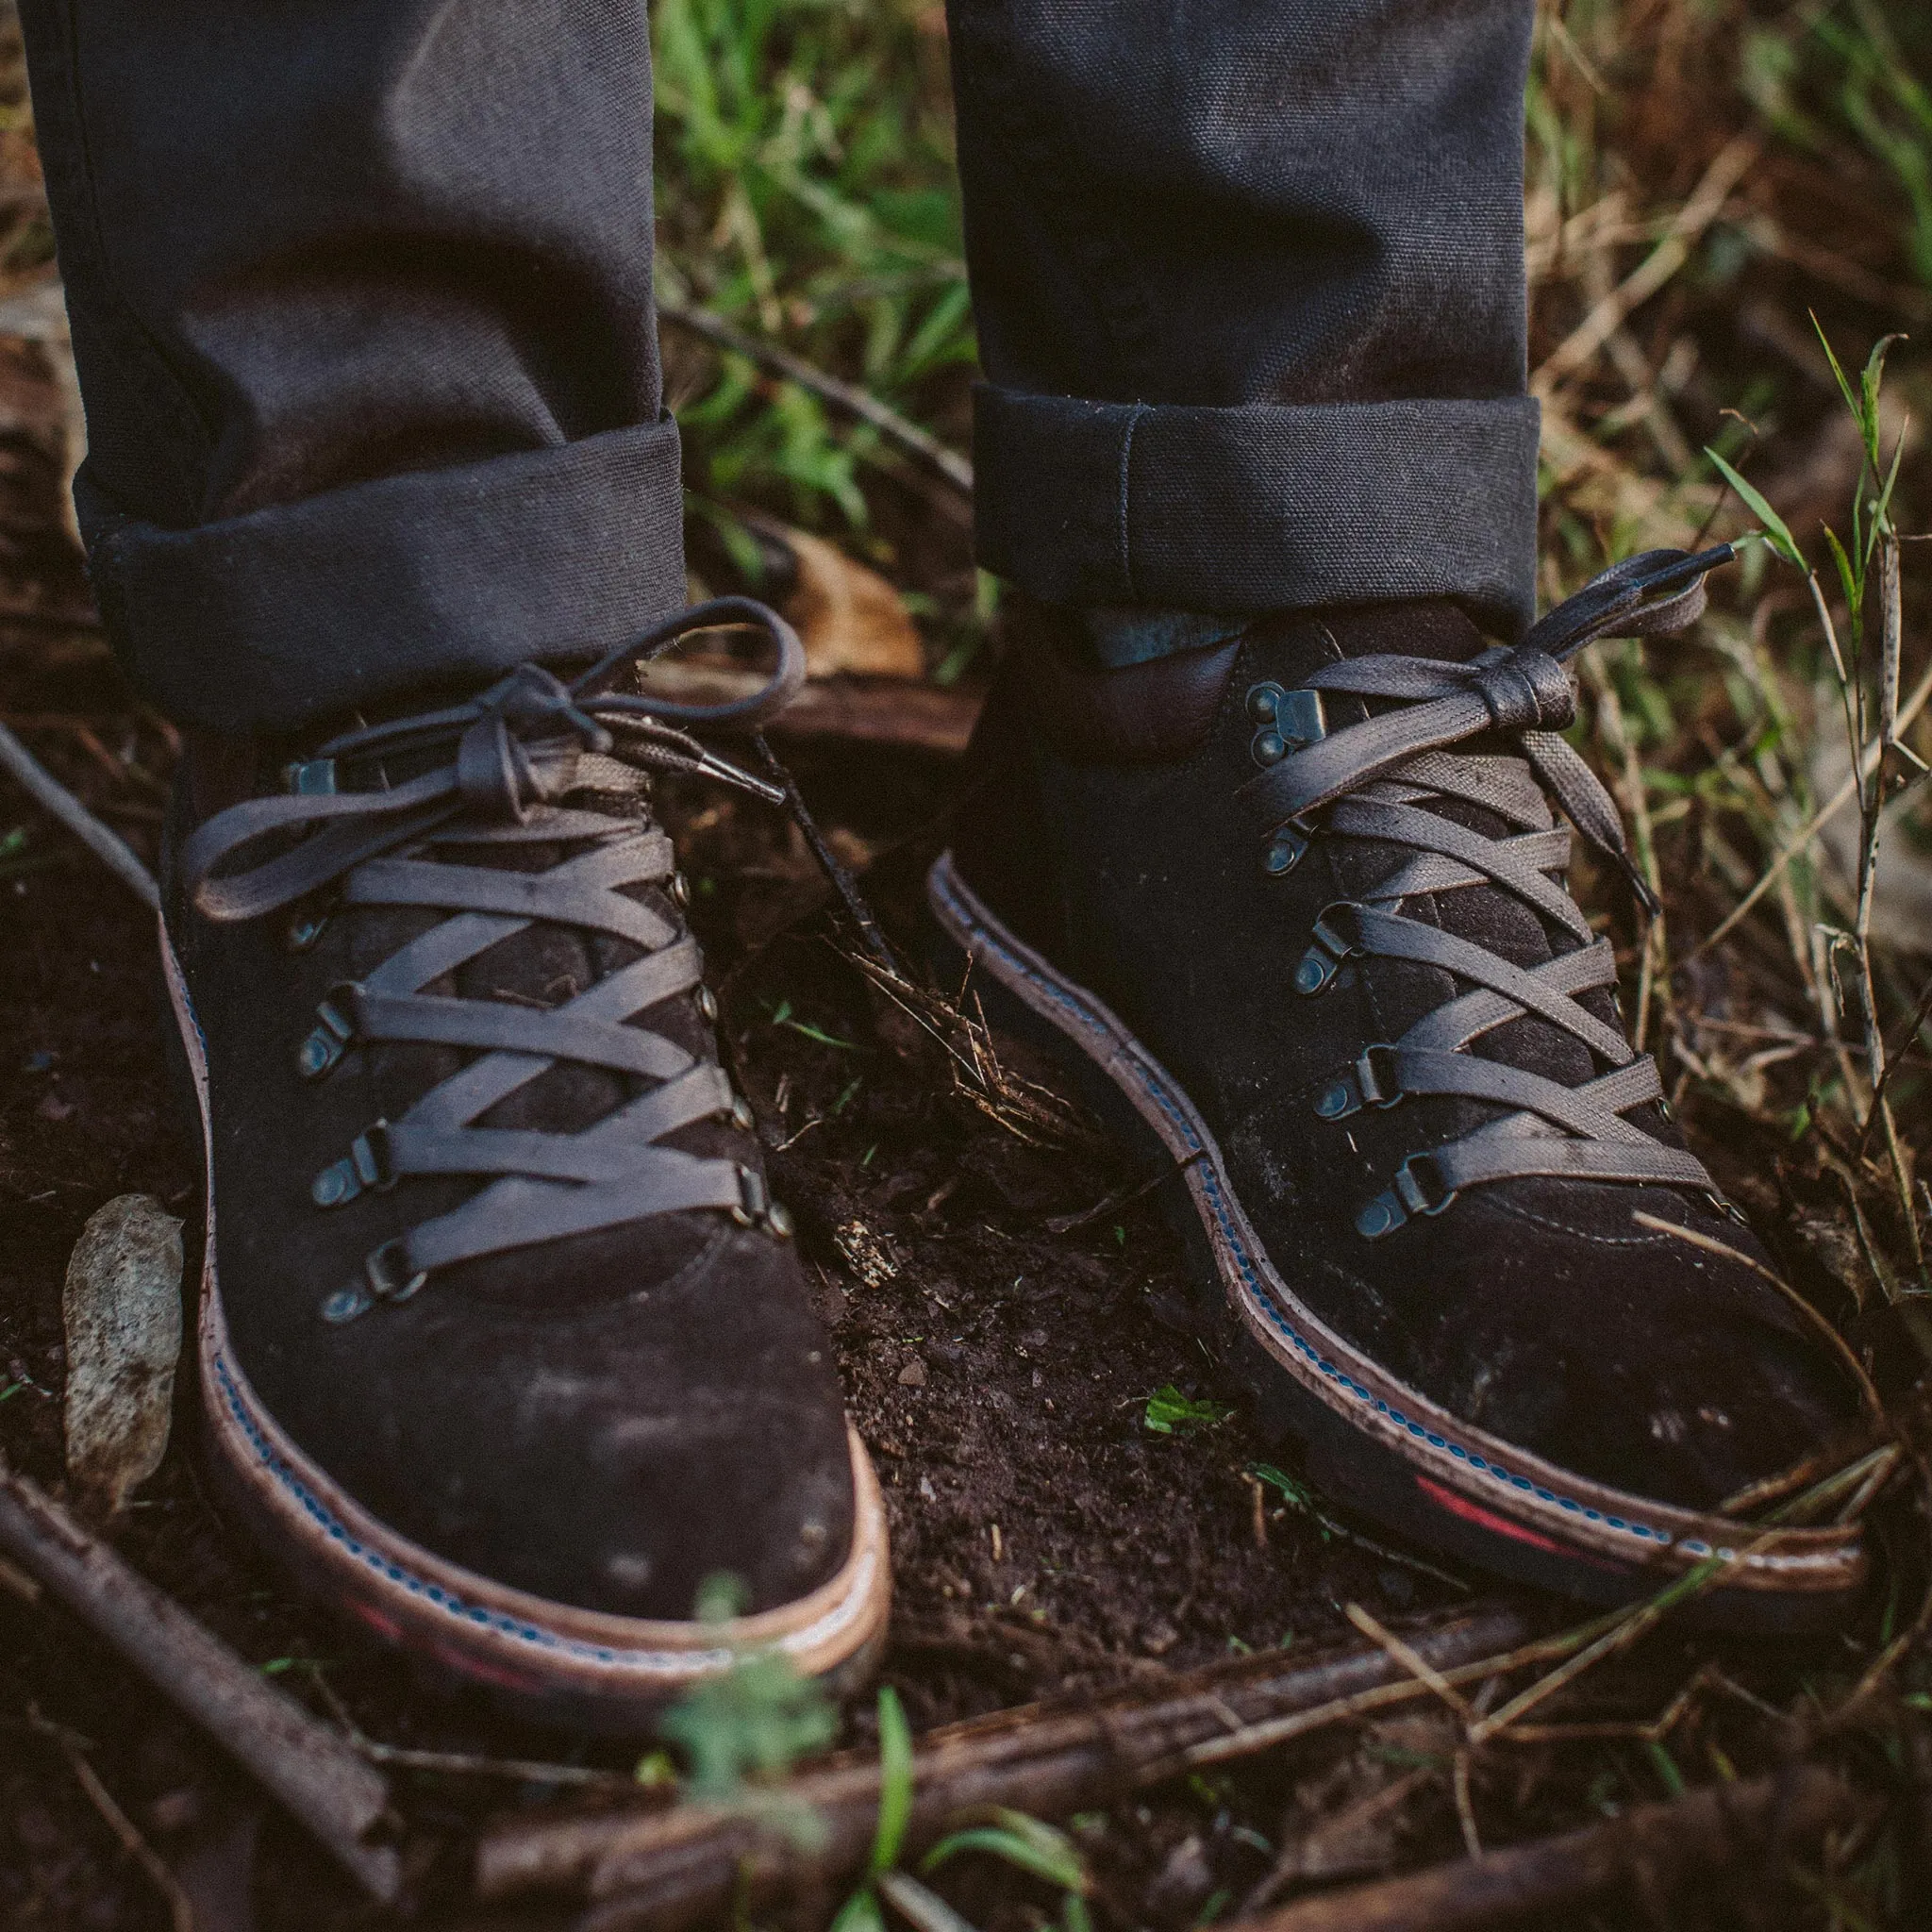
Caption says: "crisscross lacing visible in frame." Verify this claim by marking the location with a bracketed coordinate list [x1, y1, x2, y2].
[180, 597, 808, 1324]
[1238, 546, 1736, 1240]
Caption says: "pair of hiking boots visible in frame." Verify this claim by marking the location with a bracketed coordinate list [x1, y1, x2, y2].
[161, 555, 1864, 1727]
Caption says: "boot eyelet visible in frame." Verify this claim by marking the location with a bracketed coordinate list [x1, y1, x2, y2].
[1246, 682, 1285, 724]
[1357, 1043, 1402, 1107]
[695, 984, 719, 1023]
[729, 1093, 757, 1132]
[1314, 1079, 1356, 1120]
[1356, 1152, 1457, 1240]
[669, 871, 691, 908]
[287, 908, 328, 951]
[1251, 688, 1327, 768]
[1263, 821, 1310, 876]
[364, 1237, 427, 1304]
[1294, 903, 1364, 996]
[282, 758, 338, 796]
[1395, 1151, 1457, 1217]
[296, 988, 358, 1079]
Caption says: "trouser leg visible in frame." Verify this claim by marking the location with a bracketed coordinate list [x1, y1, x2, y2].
[945, 0, 1541, 641]
[16, 0, 682, 733]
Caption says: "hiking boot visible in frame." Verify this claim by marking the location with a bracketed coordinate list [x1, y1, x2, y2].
[933, 550, 1866, 1628]
[160, 600, 889, 1726]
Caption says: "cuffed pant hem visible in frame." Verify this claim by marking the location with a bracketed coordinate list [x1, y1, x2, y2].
[84, 418, 687, 734]
[971, 387, 1541, 639]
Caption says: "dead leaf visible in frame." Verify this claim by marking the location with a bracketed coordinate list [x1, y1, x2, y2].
[62, 1194, 184, 1517]
[834, 1219, 899, 1288]
[769, 522, 924, 680]
[0, 273, 86, 550]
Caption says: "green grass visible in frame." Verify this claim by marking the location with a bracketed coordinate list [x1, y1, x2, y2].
[654, 0, 969, 532]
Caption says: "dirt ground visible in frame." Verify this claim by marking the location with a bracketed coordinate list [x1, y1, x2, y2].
[0, 343, 1923, 1927]
[6, 5, 1932, 1919]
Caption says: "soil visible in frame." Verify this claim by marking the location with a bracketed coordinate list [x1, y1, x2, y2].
[1, 204, 1927, 1932]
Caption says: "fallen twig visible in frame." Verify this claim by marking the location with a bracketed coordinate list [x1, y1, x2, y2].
[28, 1703, 196, 1932]
[474, 1607, 1533, 1923]
[0, 1456, 401, 1902]
[658, 296, 974, 496]
[1223, 1763, 1867, 1932]
[1532, 138, 1757, 391]
[1696, 650, 1932, 957]
[0, 716, 159, 909]
[640, 659, 982, 755]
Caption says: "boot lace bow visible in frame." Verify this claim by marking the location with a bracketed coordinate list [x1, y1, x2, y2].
[180, 598, 808, 1322]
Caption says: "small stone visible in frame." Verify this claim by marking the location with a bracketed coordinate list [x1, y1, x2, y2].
[62, 1194, 184, 1518]
[1141, 1619, 1179, 1657]
[896, 1357, 928, 1388]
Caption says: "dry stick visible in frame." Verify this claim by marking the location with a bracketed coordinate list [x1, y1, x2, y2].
[640, 659, 982, 756]
[0, 1457, 402, 1903]
[1225, 1763, 1865, 1932]
[1696, 651, 1932, 956]
[474, 1607, 1534, 1918]
[1862, 971, 1932, 1154]
[1582, 657, 1667, 1051]
[1170, 1618, 1620, 1778]
[0, 716, 159, 909]
[1532, 137, 1758, 391]
[658, 295, 974, 496]
[1343, 1604, 1473, 1725]
[28, 1704, 197, 1932]
[1860, 531, 1925, 1266]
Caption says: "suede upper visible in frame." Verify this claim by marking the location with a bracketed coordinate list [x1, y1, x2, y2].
[952, 599, 1859, 1510]
[167, 747, 857, 1623]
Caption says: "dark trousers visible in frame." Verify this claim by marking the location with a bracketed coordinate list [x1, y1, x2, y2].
[17, 0, 1539, 735]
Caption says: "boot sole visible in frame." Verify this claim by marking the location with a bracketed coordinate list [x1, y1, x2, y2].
[927, 852, 1864, 1633]
[159, 916, 891, 1729]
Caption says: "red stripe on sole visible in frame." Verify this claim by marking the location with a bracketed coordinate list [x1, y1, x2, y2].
[1416, 1474, 1577, 1558]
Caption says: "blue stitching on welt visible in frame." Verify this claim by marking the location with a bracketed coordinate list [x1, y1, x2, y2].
[945, 878, 1690, 1554]
[212, 1356, 676, 1667]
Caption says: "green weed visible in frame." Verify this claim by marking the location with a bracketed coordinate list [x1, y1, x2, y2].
[654, 0, 969, 528]
[1142, 1386, 1235, 1435]
[654, 1573, 839, 1849]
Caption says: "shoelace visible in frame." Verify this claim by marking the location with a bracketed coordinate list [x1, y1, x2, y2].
[180, 598, 809, 1324]
[1238, 546, 1736, 1241]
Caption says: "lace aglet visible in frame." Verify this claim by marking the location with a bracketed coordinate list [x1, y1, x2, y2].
[695, 749, 787, 804]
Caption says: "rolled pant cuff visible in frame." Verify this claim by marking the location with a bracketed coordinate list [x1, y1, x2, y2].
[84, 418, 687, 734]
[972, 387, 1541, 638]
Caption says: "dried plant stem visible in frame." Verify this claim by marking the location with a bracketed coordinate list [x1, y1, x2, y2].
[0, 1457, 401, 1901]
[28, 1706, 196, 1932]
[475, 1608, 1534, 1918]
[1856, 533, 1924, 1269]
[657, 295, 974, 495]
[1227, 1764, 1865, 1932]
[1629, 1211, 1886, 1419]
[1583, 655, 1667, 1049]
[1532, 136, 1757, 391]
[0, 717, 160, 910]
[1695, 651, 1932, 957]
